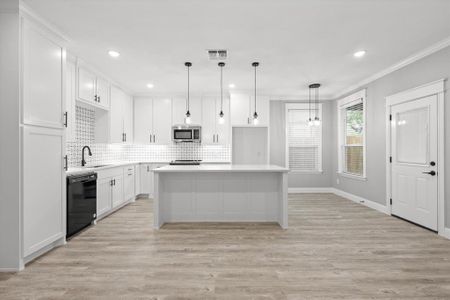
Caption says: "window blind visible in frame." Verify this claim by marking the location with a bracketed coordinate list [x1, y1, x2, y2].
[287, 108, 321, 171]
[342, 101, 364, 175]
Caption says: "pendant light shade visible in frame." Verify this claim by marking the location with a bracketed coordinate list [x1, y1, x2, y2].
[185, 62, 192, 124]
[252, 62, 259, 125]
[308, 83, 321, 127]
[218, 62, 225, 124]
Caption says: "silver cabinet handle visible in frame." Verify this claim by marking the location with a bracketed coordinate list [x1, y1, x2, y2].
[153, 134, 156, 143]
[216, 134, 219, 143]
[150, 133, 152, 143]
[213, 134, 215, 143]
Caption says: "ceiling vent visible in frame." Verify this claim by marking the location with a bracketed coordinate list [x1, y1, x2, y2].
[207, 49, 228, 60]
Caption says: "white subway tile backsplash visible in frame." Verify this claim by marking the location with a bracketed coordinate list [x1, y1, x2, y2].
[67, 105, 231, 167]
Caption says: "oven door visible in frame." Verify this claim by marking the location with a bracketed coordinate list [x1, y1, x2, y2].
[173, 129, 193, 142]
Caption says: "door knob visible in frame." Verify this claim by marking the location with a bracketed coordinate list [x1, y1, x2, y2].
[422, 171, 436, 176]
[430, 161, 436, 166]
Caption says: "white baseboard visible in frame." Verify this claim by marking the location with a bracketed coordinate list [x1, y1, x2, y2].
[440, 227, 450, 240]
[0, 267, 21, 273]
[331, 188, 390, 215]
[289, 187, 335, 193]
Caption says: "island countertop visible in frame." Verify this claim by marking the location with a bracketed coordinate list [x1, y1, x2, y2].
[154, 164, 289, 173]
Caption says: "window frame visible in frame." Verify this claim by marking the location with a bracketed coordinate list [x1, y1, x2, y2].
[285, 103, 323, 174]
[337, 89, 367, 179]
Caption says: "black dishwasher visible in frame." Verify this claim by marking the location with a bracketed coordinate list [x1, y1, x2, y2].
[66, 172, 97, 238]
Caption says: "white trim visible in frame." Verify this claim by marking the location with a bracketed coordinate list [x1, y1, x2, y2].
[440, 228, 450, 240]
[334, 36, 450, 99]
[337, 89, 367, 178]
[285, 103, 323, 172]
[385, 79, 446, 235]
[288, 187, 334, 193]
[332, 188, 390, 215]
[337, 172, 367, 181]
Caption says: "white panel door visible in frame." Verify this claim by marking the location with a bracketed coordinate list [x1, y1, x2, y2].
[230, 94, 251, 125]
[97, 177, 112, 216]
[216, 97, 230, 145]
[152, 98, 172, 144]
[110, 86, 124, 143]
[23, 126, 64, 256]
[96, 77, 110, 109]
[77, 67, 96, 103]
[122, 93, 134, 143]
[201, 96, 217, 144]
[140, 164, 151, 194]
[134, 97, 153, 144]
[23, 21, 63, 128]
[65, 59, 76, 142]
[112, 175, 124, 208]
[391, 95, 438, 230]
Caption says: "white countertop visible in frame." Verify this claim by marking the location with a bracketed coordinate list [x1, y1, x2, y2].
[154, 164, 289, 173]
[66, 161, 232, 176]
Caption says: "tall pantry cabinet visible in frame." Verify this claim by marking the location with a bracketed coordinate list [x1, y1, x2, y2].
[21, 16, 67, 263]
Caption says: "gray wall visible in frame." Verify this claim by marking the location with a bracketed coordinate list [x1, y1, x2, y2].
[331, 46, 450, 227]
[0, 2, 22, 270]
[270, 100, 333, 188]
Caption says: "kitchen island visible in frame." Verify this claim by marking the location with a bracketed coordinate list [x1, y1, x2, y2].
[153, 164, 289, 229]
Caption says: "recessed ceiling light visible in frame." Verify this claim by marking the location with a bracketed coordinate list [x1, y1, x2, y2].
[353, 50, 366, 58]
[146, 83, 154, 89]
[108, 50, 120, 58]
[228, 83, 235, 88]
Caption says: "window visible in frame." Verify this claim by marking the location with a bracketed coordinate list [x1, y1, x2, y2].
[285, 103, 322, 172]
[338, 90, 366, 178]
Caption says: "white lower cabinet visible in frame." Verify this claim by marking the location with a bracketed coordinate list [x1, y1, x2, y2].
[123, 166, 135, 201]
[97, 177, 112, 216]
[139, 163, 166, 198]
[23, 126, 65, 257]
[111, 175, 124, 208]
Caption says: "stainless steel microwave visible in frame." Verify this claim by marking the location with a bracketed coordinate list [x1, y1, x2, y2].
[172, 125, 201, 143]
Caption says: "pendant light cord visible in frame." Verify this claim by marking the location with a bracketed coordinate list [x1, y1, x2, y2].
[187, 65, 190, 111]
[254, 64, 257, 113]
[309, 87, 311, 121]
[220, 64, 223, 111]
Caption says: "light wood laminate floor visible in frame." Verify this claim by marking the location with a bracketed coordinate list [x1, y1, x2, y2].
[1, 193, 450, 299]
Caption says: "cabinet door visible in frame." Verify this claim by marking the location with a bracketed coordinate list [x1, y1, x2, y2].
[216, 97, 230, 145]
[23, 126, 64, 256]
[152, 98, 172, 144]
[230, 93, 251, 125]
[23, 21, 64, 128]
[96, 77, 110, 109]
[112, 175, 124, 208]
[124, 167, 135, 201]
[140, 164, 151, 194]
[65, 59, 77, 142]
[97, 178, 112, 217]
[78, 67, 96, 103]
[110, 86, 124, 143]
[123, 93, 134, 143]
[201, 96, 217, 144]
[134, 97, 153, 144]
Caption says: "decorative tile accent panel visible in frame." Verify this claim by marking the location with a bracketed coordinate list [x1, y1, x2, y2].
[67, 105, 231, 167]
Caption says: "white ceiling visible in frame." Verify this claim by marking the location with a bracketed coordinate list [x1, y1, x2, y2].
[23, 0, 450, 98]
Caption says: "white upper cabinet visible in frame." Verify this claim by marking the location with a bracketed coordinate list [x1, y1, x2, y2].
[77, 65, 110, 110]
[152, 98, 172, 144]
[230, 93, 269, 126]
[202, 96, 230, 145]
[134, 97, 172, 144]
[172, 97, 201, 125]
[134, 97, 153, 144]
[65, 58, 76, 142]
[22, 20, 64, 128]
[110, 85, 133, 143]
[95, 77, 110, 109]
[77, 67, 96, 103]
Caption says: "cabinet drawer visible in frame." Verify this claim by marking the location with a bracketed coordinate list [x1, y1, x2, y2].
[96, 166, 124, 180]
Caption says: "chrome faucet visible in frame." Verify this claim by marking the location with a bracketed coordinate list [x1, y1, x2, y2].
[81, 146, 92, 167]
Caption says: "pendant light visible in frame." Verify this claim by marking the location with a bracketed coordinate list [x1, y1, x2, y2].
[184, 62, 192, 124]
[218, 62, 225, 124]
[252, 62, 259, 125]
[308, 83, 321, 127]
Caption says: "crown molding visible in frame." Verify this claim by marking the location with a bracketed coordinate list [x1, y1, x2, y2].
[334, 36, 450, 99]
